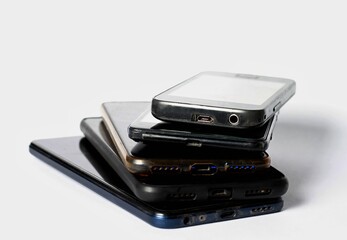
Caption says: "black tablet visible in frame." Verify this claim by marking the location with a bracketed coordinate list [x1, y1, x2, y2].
[29, 136, 284, 229]
[80, 117, 288, 202]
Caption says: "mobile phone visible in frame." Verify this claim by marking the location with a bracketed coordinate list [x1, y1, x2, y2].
[152, 71, 295, 128]
[80, 117, 288, 202]
[29, 137, 284, 228]
[101, 101, 271, 177]
[129, 106, 278, 151]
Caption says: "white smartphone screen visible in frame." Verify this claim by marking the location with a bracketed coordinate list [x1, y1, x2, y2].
[168, 74, 285, 106]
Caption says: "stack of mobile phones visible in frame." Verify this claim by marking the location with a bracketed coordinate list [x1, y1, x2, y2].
[29, 71, 295, 228]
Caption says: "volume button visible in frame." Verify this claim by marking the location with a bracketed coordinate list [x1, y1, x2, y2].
[273, 102, 281, 112]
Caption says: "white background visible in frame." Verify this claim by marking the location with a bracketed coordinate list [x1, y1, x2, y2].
[1, 1, 346, 239]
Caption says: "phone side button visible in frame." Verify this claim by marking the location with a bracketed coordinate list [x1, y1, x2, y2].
[273, 102, 281, 112]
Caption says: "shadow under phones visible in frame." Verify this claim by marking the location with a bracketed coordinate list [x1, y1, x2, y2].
[268, 116, 333, 209]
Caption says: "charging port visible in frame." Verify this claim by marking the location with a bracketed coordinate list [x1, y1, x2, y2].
[209, 189, 232, 199]
[220, 210, 237, 219]
[196, 115, 214, 123]
[191, 164, 217, 175]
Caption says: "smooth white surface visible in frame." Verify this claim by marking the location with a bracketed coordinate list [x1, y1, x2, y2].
[168, 73, 286, 105]
[1, 1, 347, 239]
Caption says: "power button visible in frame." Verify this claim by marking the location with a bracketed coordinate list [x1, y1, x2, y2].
[273, 102, 281, 112]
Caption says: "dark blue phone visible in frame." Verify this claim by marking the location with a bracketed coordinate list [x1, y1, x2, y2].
[29, 137, 284, 228]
